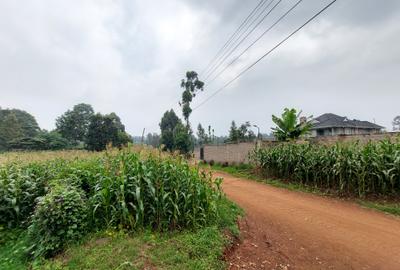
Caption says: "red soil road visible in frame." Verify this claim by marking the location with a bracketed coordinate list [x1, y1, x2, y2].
[217, 171, 400, 270]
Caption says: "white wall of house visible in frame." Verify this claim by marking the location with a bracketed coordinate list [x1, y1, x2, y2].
[311, 127, 380, 137]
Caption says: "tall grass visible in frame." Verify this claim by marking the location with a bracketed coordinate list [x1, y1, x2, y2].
[252, 140, 400, 197]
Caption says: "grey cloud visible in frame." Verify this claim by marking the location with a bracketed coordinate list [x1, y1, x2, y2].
[0, 0, 399, 136]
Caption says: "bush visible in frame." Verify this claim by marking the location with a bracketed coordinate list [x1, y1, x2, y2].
[28, 185, 88, 258]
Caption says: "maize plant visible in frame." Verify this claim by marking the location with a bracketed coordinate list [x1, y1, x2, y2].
[252, 139, 400, 197]
[0, 149, 221, 231]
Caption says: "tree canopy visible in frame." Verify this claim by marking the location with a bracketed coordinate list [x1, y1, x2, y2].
[227, 121, 256, 143]
[85, 113, 131, 151]
[146, 133, 161, 148]
[160, 109, 181, 152]
[180, 71, 204, 128]
[0, 108, 40, 150]
[56, 103, 94, 144]
[159, 109, 192, 154]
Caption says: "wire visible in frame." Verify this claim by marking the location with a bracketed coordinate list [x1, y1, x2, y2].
[193, 0, 338, 112]
[204, 0, 277, 80]
[204, 0, 281, 81]
[200, 0, 267, 76]
[207, 0, 304, 85]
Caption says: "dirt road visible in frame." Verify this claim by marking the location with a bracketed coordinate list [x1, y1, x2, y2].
[217, 172, 400, 270]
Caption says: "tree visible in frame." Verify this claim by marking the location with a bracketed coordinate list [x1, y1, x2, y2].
[0, 108, 40, 150]
[227, 121, 256, 143]
[197, 123, 207, 146]
[238, 121, 256, 142]
[8, 131, 70, 151]
[228, 121, 239, 143]
[174, 122, 192, 155]
[208, 125, 215, 144]
[271, 108, 312, 141]
[180, 71, 204, 128]
[85, 113, 131, 151]
[38, 131, 70, 150]
[393, 116, 400, 131]
[56, 103, 94, 144]
[146, 133, 161, 148]
[159, 109, 181, 151]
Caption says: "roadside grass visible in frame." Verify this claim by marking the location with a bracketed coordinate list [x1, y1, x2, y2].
[358, 201, 400, 216]
[206, 163, 400, 217]
[0, 198, 242, 270]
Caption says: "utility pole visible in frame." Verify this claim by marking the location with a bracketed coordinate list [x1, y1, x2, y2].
[141, 128, 145, 144]
[253, 124, 261, 139]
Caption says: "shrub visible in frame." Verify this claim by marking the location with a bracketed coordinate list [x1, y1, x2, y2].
[28, 185, 88, 258]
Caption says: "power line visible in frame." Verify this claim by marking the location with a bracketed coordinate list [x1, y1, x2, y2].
[204, 0, 281, 81]
[193, 0, 338, 112]
[204, 0, 276, 80]
[200, 0, 267, 76]
[207, 0, 304, 85]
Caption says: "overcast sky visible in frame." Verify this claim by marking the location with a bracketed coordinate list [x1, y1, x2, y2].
[1, 0, 399, 136]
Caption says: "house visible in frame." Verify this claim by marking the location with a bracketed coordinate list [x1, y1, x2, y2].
[310, 113, 383, 137]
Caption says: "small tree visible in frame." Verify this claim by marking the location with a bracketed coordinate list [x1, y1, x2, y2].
[197, 123, 207, 146]
[393, 116, 400, 131]
[146, 133, 161, 148]
[174, 123, 192, 155]
[228, 121, 239, 143]
[160, 110, 181, 152]
[271, 108, 312, 141]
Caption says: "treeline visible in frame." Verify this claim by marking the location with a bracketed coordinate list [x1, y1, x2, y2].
[0, 104, 131, 152]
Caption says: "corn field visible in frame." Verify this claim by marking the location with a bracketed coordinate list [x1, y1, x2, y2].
[252, 140, 400, 197]
[0, 148, 222, 257]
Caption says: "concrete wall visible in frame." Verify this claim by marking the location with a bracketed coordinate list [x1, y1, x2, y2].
[309, 132, 400, 145]
[196, 133, 400, 165]
[199, 142, 256, 165]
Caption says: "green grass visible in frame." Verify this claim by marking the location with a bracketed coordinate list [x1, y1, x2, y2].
[358, 201, 400, 216]
[0, 228, 30, 270]
[0, 198, 242, 270]
[207, 163, 400, 217]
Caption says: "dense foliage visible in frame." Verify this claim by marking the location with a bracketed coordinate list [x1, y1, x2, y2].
[28, 185, 88, 258]
[0, 149, 222, 258]
[0, 108, 40, 151]
[55, 103, 94, 144]
[8, 131, 70, 151]
[252, 140, 400, 197]
[159, 109, 192, 154]
[271, 108, 312, 141]
[85, 113, 131, 151]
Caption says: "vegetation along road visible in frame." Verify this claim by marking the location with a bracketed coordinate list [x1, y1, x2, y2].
[217, 171, 400, 270]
